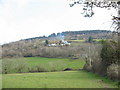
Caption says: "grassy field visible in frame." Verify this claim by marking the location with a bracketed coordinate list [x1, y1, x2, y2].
[2, 57, 85, 73]
[3, 57, 85, 68]
[26, 57, 85, 69]
[2, 57, 118, 88]
[68, 40, 85, 42]
[2, 71, 118, 88]
[68, 39, 105, 43]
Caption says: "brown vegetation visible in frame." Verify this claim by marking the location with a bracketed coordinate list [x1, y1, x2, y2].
[83, 34, 119, 81]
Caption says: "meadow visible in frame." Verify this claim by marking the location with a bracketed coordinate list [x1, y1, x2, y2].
[2, 57, 118, 88]
[3, 71, 117, 88]
[26, 57, 85, 69]
[68, 39, 106, 43]
[2, 57, 85, 73]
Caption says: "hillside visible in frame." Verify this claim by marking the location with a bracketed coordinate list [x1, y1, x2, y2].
[2, 30, 112, 58]
[2, 30, 119, 86]
[21, 30, 112, 41]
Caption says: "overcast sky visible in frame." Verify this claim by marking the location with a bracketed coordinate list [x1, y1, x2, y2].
[0, 0, 117, 44]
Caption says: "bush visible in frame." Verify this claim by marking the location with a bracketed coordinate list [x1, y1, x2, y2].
[2, 59, 28, 74]
[101, 40, 118, 66]
[107, 64, 119, 81]
[2, 58, 68, 74]
[47, 61, 66, 71]
[84, 39, 120, 80]
[29, 65, 49, 72]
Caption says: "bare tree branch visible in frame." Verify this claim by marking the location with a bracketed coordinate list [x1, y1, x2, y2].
[68, 0, 120, 32]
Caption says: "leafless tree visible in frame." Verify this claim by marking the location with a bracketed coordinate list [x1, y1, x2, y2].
[68, 0, 120, 32]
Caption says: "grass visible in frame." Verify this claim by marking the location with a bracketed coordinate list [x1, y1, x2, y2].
[2, 57, 85, 73]
[24, 57, 85, 72]
[26, 57, 85, 69]
[68, 39, 106, 42]
[2, 71, 118, 88]
[68, 40, 85, 42]
[2, 57, 118, 88]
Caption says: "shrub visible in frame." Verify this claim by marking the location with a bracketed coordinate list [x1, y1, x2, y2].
[29, 65, 49, 72]
[2, 59, 28, 74]
[48, 60, 66, 71]
[107, 64, 119, 81]
[101, 40, 118, 66]
[84, 39, 120, 80]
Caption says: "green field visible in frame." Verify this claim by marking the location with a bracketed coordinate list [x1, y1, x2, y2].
[26, 57, 85, 69]
[2, 57, 118, 88]
[3, 71, 117, 88]
[2, 57, 85, 73]
[68, 39, 105, 42]
[68, 40, 85, 42]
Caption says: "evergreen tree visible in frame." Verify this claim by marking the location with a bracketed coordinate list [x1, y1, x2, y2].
[45, 40, 49, 46]
[88, 36, 93, 43]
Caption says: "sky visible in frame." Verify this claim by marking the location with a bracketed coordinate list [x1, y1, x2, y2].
[0, 0, 117, 44]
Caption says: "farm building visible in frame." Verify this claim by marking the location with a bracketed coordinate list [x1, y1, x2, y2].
[47, 40, 71, 47]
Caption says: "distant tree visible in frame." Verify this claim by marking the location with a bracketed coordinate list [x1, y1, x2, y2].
[57, 33, 61, 36]
[88, 36, 93, 43]
[45, 40, 49, 46]
[43, 35, 46, 38]
[59, 40, 62, 45]
[49, 33, 56, 37]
